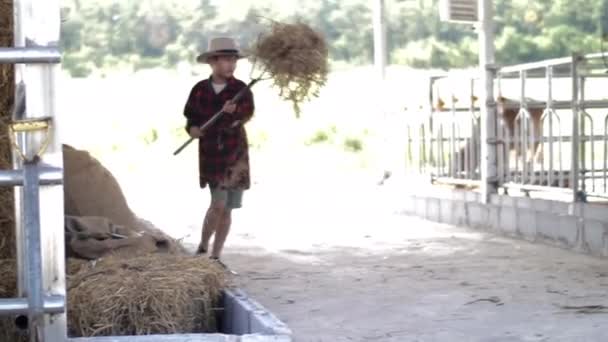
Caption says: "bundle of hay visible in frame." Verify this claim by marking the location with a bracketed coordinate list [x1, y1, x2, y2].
[0, 259, 23, 342]
[251, 21, 329, 117]
[0, 255, 226, 340]
[68, 254, 226, 337]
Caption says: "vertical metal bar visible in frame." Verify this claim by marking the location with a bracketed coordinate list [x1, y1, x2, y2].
[591, 116, 596, 193]
[504, 119, 512, 183]
[428, 80, 436, 171]
[450, 100, 456, 178]
[439, 125, 445, 176]
[580, 77, 597, 193]
[428, 112, 434, 170]
[23, 161, 44, 341]
[436, 124, 440, 176]
[580, 77, 587, 193]
[456, 117, 462, 179]
[547, 66, 554, 186]
[475, 116, 481, 180]
[13, 0, 67, 340]
[456, 124, 461, 179]
[604, 115, 608, 193]
[467, 78, 475, 180]
[419, 124, 425, 174]
[520, 70, 529, 185]
[496, 116, 504, 184]
[529, 109, 537, 186]
[558, 115, 564, 188]
[372, 0, 387, 81]
[571, 55, 581, 201]
[479, 0, 497, 202]
[582, 112, 595, 192]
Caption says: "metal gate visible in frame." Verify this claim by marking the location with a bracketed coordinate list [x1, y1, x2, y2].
[405, 52, 608, 202]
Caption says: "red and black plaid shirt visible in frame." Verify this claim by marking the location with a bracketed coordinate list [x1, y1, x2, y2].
[184, 76, 255, 189]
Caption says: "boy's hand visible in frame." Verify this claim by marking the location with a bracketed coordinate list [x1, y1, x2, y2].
[222, 101, 237, 114]
[189, 126, 202, 139]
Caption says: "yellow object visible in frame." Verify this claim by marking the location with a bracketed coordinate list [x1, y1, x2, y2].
[9, 117, 52, 162]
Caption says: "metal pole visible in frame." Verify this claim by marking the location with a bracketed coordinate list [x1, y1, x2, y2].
[478, 0, 497, 203]
[23, 161, 44, 341]
[571, 54, 581, 202]
[547, 66, 554, 187]
[373, 0, 392, 179]
[0, 168, 62, 186]
[0, 296, 64, 315]
[0, 47, 61, 64]
[13, 0, 66, 340]
[373, 0, 387, 81]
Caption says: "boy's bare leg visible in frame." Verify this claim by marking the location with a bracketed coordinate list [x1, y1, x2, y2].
[197, 204, 222, 254]
[211, 209, 232, 259]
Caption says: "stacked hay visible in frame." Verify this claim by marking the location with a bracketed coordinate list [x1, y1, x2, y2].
[0, 0, 14, 260]
[0, 256, 226, 340]
[67, 255, 225, 337]
[251, 21, 329, 117]
[0, 144, 226, 340]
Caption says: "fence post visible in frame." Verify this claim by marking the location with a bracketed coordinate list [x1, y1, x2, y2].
[571, 54, 582, 202]
[478, 0, 498, 203]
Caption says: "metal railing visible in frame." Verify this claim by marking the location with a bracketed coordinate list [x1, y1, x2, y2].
[0, 0, 67, 341]
[406, 76, 482, 186]
[405, 53, 608, 202]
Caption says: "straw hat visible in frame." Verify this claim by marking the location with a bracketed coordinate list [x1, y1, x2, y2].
[196, 37, 247, 63]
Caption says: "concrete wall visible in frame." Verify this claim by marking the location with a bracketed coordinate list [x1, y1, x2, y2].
[403, 187, 608, 257]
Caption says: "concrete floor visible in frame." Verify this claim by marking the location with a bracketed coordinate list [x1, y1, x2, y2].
[218, 183, 608, 342]
[120, 152, 608, 342]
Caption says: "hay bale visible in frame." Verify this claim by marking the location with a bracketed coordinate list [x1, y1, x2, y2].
[0, 256, 226, 339]
[67, 257, 92, 276]
[67, 254, 226, 337]
[0, 0, 14, 260]
[0, 259, 25, 342]
[0, 259, 15, 298]
[251, 21, 329, 116]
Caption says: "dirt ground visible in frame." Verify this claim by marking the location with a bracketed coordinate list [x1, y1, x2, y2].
[180, 180, 607, 342]
[113, 151, 608, 342]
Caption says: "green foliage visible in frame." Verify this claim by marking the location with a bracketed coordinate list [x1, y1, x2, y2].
[140, 128, 159, 145]
[343, 137, 363, 153]
[60, 0, 608, 76]
[307, 130, 330, 145]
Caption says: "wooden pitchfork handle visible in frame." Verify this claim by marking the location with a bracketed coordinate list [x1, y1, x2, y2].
[173, 78, 260, 156]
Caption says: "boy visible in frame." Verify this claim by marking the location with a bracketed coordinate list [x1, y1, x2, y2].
[183, 37, 255, 264]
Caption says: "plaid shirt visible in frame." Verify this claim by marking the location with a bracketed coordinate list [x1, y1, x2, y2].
[184, 76, 255, 190]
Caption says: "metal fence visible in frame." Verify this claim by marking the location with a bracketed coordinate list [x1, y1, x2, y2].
[405, 53, 608, 202]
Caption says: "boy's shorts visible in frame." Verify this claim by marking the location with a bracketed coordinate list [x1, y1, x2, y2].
[210, 187, 244, 209]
